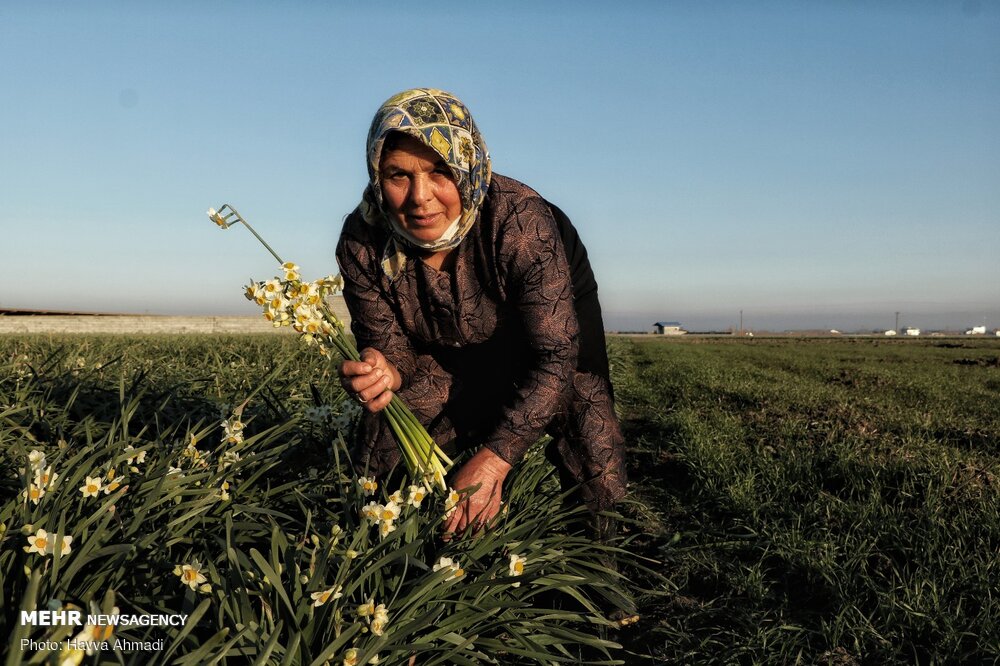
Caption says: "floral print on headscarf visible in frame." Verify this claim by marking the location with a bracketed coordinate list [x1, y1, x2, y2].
[359, 88, 492, 279]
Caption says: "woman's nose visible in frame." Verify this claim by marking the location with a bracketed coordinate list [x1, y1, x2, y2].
[408, 174, 434, 205]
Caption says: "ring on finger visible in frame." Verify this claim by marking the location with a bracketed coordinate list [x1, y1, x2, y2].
[356, 392, 368, 404]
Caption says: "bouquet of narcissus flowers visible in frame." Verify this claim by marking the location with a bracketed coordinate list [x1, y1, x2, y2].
[208, 204, 452, 489]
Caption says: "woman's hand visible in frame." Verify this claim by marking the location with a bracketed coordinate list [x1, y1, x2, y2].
[338, 348, 401, 413]
[442, 448, 513, 540]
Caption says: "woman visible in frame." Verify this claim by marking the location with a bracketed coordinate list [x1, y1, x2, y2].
[336, 88, 628, 540]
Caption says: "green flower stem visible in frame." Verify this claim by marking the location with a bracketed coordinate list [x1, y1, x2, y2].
[319, 306, 451, 484]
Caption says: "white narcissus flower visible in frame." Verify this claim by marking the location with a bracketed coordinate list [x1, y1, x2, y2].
[220, 451, 242, 469]
[103, 468, 122, 494]
[78, 600, 120, 648]
[222, 419, 245, 445]
[262, 278, 282, 297]
[124, 445, 146, 465]
[207, 208, 228, 228]
[25, 483, 45, 504]
[79, 476, 102, 498]
[281, 262, 300, 281]
[407, 484, 427, 508]
[358, 477, 377, 496]
[265, 303, 291, 326]
[310, 585, 343, 607]
[342, 648, 359, 666]
[444, 488, 461, 516]
[244, 282, 267, 305]
[370, 604, 389, 636]
[218, 480, 231, 501]
[293, 306, 323, 336]
[314, 274, 344, 295]
[433, 556, 465, 581]
[174, 562, 209, 591]
[24, 528, 49, 555]
[28, 450, 47, 470]
[50, 534, 73, 557]
[357, 597, 375, 619]
[388, 489, 404, 505]
[296, 282, 321, 306]
[181, 441, 202, 463]
[379, 501, 400, 523]
[35, 466, 58, 488]
[509, 553, 527, 587]
[361, 501, 382, 522]
[378, 520, 396, 538]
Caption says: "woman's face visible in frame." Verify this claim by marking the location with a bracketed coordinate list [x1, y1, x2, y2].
[379, 134, 462, 244]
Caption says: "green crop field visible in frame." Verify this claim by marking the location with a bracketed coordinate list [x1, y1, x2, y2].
[2, 334, 998, 665]
[610, 335, 999, 665]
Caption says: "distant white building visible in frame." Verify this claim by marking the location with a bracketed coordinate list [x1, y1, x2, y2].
[884, 330, 897, 336]
[966, 326, 987, 335]
[904, 327, 920, 336]
[652, 321, 686, 335]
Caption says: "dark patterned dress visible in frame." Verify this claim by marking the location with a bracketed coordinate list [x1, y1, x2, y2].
[336, 174, 627, 509]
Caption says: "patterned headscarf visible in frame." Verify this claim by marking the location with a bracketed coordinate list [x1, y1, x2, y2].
[359, 88, 492, 279]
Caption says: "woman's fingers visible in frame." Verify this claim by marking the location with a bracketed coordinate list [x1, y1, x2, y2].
[441, 489, 502, 542]
[338, 355, 393, 411]
[441, 505, 462, 542]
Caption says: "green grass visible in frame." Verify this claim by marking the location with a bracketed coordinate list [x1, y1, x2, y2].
[611, 336, 1000, 665]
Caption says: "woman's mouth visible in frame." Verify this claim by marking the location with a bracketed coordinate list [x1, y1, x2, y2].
[406, 213, 441, 227]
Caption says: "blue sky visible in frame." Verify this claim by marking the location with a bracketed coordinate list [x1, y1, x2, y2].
[2, 1, 998, 332]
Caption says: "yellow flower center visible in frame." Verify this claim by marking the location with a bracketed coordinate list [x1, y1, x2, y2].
[514, 561, 524, 575]
[35, 537, 48, 549]
[183, 569, 198, 582]
[87, 483, 98, 493]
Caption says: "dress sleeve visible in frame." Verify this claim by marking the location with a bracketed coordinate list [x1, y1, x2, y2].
[335, 224, 419, 385]
[335, 219, 454, 418]
[481, 195, 580, 464]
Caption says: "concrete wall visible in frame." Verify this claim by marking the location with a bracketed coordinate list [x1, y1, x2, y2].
[0, 300, 352, 335]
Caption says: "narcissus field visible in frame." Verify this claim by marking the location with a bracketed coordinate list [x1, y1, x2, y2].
[2, 334, 998, 665]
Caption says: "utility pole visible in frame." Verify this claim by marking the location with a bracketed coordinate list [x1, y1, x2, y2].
[895, 311, 900, 333]
[739, 310, 743, 336]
